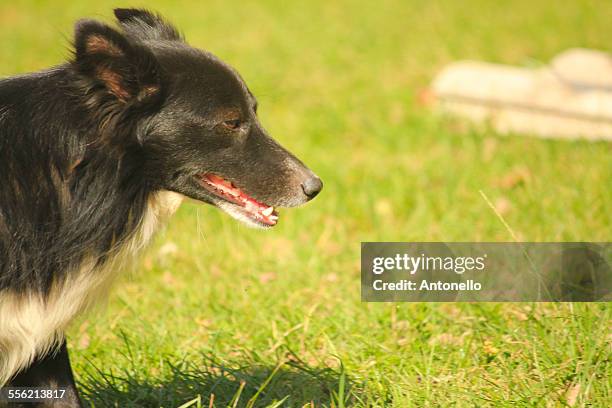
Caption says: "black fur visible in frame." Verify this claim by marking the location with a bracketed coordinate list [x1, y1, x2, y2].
[0, 17, 165, 295]
[0, 9, 321, 405]
[8, 340, 81, 408]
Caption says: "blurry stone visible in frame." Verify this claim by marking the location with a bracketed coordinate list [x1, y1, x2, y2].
[551, 48, 612, 90]
[431, 49, 612, 141]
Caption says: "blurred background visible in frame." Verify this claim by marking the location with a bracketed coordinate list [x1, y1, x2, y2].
[1, 1, 610, 406]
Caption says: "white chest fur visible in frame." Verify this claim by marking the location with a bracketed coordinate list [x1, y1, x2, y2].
[0, 191, 183, 385]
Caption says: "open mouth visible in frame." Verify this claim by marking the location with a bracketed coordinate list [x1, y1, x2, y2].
[197, 173, 279, 227]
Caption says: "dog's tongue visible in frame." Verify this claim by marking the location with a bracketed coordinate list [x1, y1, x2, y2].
[206, 174, 266, 208]
[203, 174, 277, 223]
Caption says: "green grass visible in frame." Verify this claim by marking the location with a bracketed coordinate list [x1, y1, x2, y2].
[1, 0, 611, 406]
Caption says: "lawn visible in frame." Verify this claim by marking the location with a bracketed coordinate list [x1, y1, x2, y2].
[1, 0, 610, 406]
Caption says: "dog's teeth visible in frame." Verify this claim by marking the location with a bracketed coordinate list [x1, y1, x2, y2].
[262, 206, 274, 217]
[269, 215, 278, 221]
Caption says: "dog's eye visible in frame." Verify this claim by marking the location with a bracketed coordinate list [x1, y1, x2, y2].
[223, 119, 242, 130]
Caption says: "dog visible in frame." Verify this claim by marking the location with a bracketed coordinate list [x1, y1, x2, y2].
[0, 8, 322, 406]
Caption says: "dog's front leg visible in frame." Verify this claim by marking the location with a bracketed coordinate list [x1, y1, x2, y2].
[6, 338, 82, 408]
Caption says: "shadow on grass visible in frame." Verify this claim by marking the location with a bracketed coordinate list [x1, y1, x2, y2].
[78, 352, 355, 408]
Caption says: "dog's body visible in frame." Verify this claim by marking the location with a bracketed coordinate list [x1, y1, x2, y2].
[0, 191, 182, 387]
[0, 9, 321, 406]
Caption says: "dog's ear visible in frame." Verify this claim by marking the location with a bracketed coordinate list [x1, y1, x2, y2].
[114, 8, 182, 42]
[73, 19, 162, 104]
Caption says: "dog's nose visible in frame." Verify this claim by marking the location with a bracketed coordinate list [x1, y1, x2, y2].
[301, 176, 323, 200]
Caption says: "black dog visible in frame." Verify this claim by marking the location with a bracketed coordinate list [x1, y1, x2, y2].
[0, 9, 321, 406]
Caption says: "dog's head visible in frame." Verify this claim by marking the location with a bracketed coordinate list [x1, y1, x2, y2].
[72, 9, 322, 228]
